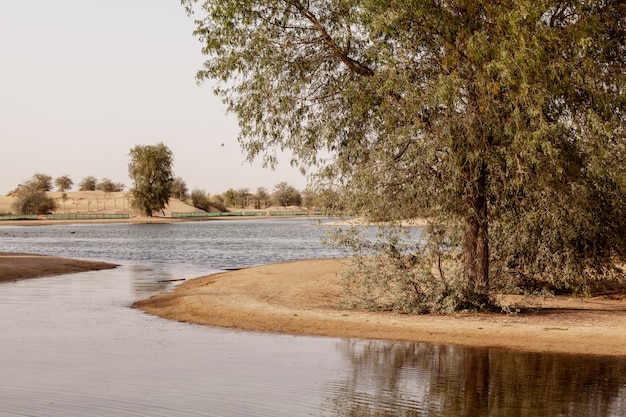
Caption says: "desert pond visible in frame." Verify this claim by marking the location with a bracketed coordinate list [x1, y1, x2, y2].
[1, 218, 626, 416]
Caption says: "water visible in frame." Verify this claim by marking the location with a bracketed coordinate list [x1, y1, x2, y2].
[0, 218, 344, 275]
[1, 218, 626, 416]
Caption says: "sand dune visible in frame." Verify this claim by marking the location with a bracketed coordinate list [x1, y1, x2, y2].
[0, 191, 207, 218]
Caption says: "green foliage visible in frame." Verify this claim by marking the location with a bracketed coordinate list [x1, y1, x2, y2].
[185, 0, 626, 311]
[328, 224, 491, 313]
[95, 178, 125, 192]
[252, 187, 271, 209]
[236, 188, 251, 208]
[190, 189, 212, 211]
[171, 177, 189, 200]
[222, 188, 238, 207]
[221, 188, 251, 208]
[78, 176, 98, 191]
[12, 181, 56, 214]
[271, 182, 301, 207]
[54, 175, 73, 192]
[31, 173, 52, 191]
[490, 179, 626, 294]
[209, 194, 228, 212]
[128, 143, 174, 217]
[300, 188, 315, 208]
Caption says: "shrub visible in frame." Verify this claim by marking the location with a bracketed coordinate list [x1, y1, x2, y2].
[12, 183, 57, 214]
[191, 189, 211, 211]
[328, 224, 492, 314]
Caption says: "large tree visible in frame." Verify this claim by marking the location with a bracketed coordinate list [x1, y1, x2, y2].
[184, 1, 626, 302]
[128, 143, 174, 217]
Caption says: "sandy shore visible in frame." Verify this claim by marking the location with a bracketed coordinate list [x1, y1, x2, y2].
[133, 258, 626, 357]
[3, 252, 626, 356]
[0, 253, 117, 282]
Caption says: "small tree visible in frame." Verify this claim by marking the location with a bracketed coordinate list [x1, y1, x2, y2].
[222, 188, 238, 208]
[128, 143, 174, 217]
[171, 177, 190, 200]
[54, 176, 73, 192]
[191, 189, 211, 211]
[78, 176, 98, 191]
[272, 182, 301, 207]
[13, 181, 56, 214]
[31, 173, 53, 191]
[209, 194, 228, 212]
[252, 187, 271, 209]
[301, 188, 315, 209]
[96, 178, 125, 193]
[236, 188, 251, 208]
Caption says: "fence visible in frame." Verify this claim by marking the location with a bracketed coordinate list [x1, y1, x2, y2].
[45, 213, 130, 220]
[1, 211, 332, 221]
[171, 211, 329, 218]
[0, 214, 38, 221]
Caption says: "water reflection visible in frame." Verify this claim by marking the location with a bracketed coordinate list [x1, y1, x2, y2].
[127, 264, 178, 297]
[331, 340, 626, 416]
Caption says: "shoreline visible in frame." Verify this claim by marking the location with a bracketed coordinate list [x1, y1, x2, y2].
[3, 252, 626, 357]
[133, 258, 626, 357]
[0, 214, 327, 227]
[0, 253, 117, 282]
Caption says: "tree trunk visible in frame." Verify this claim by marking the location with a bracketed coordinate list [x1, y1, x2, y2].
[464, 165, 489, 290]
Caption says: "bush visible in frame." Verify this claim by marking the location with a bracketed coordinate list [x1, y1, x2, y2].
[79, 176, 97, 191]
[208, 196, 227, 212]
[12, 183, 57, 214]
[96, 178, 125, 192]
[191, 189, 211, 211]
[328, 224, 493, 314]
[171, 177, 189, 200]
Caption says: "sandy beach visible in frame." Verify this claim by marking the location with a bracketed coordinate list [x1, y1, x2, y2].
[2, 216, 626, 357]
[0, 253, 117, 282]
[131, 258, 626, 357]
[0, 191, 208, 225]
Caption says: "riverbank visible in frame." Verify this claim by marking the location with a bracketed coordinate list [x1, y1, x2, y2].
[0, 253, 117, 282]
[133, 258, 626, 357]
[3, 252, 625, 356]
[0, 192, 315, 226]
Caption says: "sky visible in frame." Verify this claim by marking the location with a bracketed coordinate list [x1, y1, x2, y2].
[0, 1, 308, 195]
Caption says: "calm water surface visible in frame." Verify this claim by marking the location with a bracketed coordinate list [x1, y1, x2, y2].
[1, 219, 625, 416]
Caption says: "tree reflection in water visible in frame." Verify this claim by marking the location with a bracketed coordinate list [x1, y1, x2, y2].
[327, 339, 626, 416]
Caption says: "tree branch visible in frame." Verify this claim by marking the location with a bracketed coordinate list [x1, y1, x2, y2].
[289, 0, 374, 76]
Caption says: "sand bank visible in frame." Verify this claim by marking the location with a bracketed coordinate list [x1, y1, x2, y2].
[0, 253, 117, 282]
[133, 258, 626, 357]
[3, 251, 625, 356]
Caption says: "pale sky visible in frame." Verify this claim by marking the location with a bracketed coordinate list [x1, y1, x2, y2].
[0, 1, 308, 195]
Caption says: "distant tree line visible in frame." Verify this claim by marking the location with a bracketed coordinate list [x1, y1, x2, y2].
[185, 181, 338, 213]
[8, 173, 126, 214]
[6, 159, 336, 216]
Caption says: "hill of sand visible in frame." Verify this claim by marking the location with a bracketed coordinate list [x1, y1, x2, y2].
[0, 191, 209, 218]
